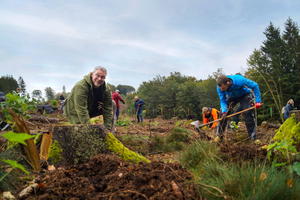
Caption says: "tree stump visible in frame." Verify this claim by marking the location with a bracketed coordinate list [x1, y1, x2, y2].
[290, 110, 300, 122]
[50, 124, 108, 165]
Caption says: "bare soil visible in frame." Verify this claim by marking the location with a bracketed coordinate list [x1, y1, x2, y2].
[24, 154, 200, 200]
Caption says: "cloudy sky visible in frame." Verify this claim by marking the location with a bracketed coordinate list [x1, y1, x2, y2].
[1, 0, 300, 95]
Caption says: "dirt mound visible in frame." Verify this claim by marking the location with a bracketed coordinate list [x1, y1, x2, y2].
[219, 142, 267, 162]
[24, 154, 200, 200]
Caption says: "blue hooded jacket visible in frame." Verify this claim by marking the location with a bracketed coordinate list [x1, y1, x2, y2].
[217, 75, 261, 113]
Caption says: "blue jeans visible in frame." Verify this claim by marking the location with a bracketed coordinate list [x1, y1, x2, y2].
[116, 107, 120, 120]
[136, 110, 143, 122]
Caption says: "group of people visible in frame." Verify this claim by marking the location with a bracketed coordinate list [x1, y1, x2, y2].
[62, 65, 295, 141]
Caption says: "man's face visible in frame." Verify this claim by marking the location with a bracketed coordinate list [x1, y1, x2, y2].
[219, 83, 230, 91]
[91, 69, 106, 87]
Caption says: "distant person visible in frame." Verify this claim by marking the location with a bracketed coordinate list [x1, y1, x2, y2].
[64, 66, 113, 130]
[283, 99, 295, 120]
[202, 107, 219, 129]
[215, 74, 262, 142]
[112, 90, 125, 120]
[59, 94, 66, 113]
[0, 91, 5, 102]
[134, 96, 145, 123]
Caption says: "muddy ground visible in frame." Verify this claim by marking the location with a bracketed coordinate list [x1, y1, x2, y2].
[14, 114, 278, 199]
[24, 154, 200, 200]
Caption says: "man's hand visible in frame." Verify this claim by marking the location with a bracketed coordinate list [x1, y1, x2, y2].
[220, 112, 227, 119]
[255, 102, 263, 108]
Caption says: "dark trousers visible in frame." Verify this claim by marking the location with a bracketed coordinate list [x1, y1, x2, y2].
[136, 109, 143, 122]
[216, 94, 256, 139]
[116, 107, 120, 120]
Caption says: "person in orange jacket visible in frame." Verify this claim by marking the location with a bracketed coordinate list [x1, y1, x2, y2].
[202, 107, 219, 129]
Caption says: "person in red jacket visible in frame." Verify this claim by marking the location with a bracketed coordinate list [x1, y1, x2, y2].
[112, 90, 125, 120]
[202, 107, 219, 129]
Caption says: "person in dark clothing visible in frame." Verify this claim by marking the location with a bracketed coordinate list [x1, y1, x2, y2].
[58, 94, 65, 113]
[134, 96, 145, 123]
[215, 74, 262, 142]
[283, 99, 295, 120]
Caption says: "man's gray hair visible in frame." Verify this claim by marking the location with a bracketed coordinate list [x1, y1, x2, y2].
[93, 66, 107, 74]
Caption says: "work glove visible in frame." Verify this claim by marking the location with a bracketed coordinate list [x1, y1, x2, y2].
[254, 102, 263, 109]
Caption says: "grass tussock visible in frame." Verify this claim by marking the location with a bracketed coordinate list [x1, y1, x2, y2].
[150, 127, 192, 153]
[179, 140, 300, 200]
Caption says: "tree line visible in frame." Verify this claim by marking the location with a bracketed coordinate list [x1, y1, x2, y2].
[1, 18, 299, 122]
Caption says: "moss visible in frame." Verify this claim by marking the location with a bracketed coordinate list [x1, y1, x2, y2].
[105, 132, 150, 163]
[48, 140, 63, 164]
[117, 135, 149, 154]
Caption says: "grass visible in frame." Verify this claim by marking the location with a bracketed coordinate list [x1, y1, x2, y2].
[179, 140, 300, 200]
[149, 127, 192, 153]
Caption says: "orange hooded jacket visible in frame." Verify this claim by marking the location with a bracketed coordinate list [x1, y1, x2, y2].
[202, 108, 219, 128]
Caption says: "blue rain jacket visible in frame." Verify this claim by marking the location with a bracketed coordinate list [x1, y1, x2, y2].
[217, 75, 261, 113]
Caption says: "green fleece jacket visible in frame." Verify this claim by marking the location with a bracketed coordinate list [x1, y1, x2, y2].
[64, 73, 113, 129]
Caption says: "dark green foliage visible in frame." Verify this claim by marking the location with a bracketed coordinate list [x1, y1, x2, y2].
[0, 75, 18, 94]
[137, 72, 219, 119]
[247, 18, 300, 122]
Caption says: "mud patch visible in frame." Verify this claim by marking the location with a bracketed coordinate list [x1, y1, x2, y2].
[25, 154, 200, 200]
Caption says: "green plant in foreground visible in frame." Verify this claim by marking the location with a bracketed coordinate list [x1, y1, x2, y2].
[0, 92, 40, 171]
[0, 131, 33, 183]
[48, 140, 63, 164]
[267, 114, 300, 174]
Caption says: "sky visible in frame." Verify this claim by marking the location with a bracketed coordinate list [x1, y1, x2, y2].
[1, 0, 300, 95]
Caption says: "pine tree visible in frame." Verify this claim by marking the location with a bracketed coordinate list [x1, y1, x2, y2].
[18, 76, 26, 96]
[282, 18, 300, 105]
[0, 75, 18, 93]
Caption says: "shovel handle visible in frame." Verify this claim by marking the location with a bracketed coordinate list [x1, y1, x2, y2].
[199, 105, 257, 128]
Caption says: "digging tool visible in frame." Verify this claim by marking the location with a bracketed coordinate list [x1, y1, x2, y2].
[199, 105, 257, 128]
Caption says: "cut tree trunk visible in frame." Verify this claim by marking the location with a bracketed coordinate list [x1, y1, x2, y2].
[50, 124, 108, 165]
[290, 110, 300, 122]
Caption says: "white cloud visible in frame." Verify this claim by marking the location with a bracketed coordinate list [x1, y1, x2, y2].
[0, 10, 84, 39]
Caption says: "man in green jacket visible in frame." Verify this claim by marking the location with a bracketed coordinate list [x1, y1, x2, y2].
[64, 66, 113, 130]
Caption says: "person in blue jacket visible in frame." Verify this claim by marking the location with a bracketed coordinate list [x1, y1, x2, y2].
[215, 74, 263, 142]
[134, 96, 145, 123]
[283, 99, 295, 120]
